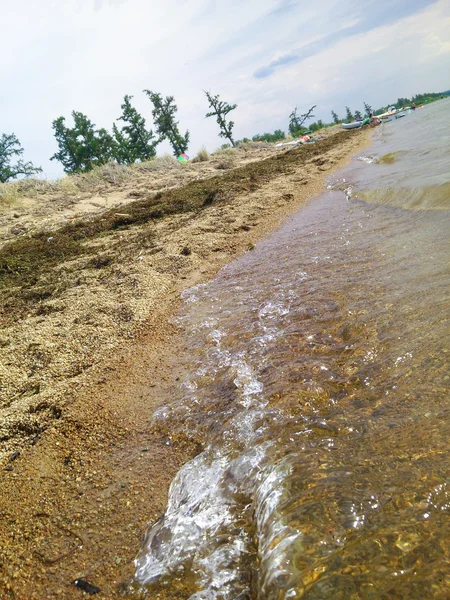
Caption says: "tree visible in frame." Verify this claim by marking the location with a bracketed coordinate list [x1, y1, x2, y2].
[395, 97, 410, 109]
[143, 90, 189, 157]
[363, 102, 372, 116]
[250, 129, 285, 143]
[113, 95, 158, 164]
[354, 110, 363, 120]
[51, 112, 114, 173]
[289, 105, 316, 135]
[205, 91, 237, 147]
[0, 133, 42, 183]
[412, 91, 448, 105]
[331, 110, 340, 124]
[50, 117, 79, 174]
[345, 106, 354, 123]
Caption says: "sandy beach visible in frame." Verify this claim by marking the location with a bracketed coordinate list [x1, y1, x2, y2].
[0, 128, 371, 599]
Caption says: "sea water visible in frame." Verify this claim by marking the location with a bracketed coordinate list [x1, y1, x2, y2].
[134, 100, 450, 599]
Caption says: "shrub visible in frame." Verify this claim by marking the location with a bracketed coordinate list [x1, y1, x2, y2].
[213, 147, 236, 158]
[0, 182, 18, 206]
[192, 147, 209, 163]
[216, 160, 234, 170]
[71, 162, 133, 190]
[134, 154, 180, 172]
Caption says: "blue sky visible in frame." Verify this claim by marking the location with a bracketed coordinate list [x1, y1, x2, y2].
[1, 0, 449, 179]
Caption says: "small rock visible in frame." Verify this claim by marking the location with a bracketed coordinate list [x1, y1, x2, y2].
[9, 451, 20, 462]
[73, 579, 100, 594]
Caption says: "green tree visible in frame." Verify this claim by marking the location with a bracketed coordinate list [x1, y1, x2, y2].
[412, 91, 448, 105]
[354, 110, 363, 120]
[50, 117, 79, 174]
[345, 106, 354, 123]
[363, 102, 372, 116]
[289, 105, 316, 135]
[0, 133, 42, 183]
[143, 90, 189, 157]
[251, 129, 285, 143]
[289, 108, 302, 134]
[205, 91, 237, 147]
[331, 110, 340, 124]
[395, 97, 410, 109]
[113, 95, 158, 164]
[51, 112, 114, 173]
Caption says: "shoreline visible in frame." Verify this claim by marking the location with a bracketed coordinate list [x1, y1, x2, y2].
[0, 128, 372, 599]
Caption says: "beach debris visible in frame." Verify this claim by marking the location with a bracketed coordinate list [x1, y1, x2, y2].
[275, 140, 298, 148]
[73, 579, 100, 594]
[177, 153, 189, 163]
[275, 134, 318, 149]
[9, 450, 20, 462]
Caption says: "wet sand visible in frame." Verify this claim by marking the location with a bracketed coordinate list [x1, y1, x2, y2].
[0, 129, 372, 599]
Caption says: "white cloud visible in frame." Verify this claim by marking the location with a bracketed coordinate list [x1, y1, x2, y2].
[1, 0, 449, 178]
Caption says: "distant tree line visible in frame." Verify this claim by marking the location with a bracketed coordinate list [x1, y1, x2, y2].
[1, 90, 448, 182]
[330, 92, 448, 125]
[237, 105, 321, 145]
[249, 130, 286, 143]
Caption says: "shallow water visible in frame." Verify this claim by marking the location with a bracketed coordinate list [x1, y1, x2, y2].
[134, 100, 450, 599]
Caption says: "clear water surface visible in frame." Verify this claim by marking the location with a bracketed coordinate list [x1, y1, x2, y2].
[134, 100, 450, 599]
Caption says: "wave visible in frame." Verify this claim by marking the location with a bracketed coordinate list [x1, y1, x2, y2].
[375, 150, 408, 164]
[355, 181, 450, 211]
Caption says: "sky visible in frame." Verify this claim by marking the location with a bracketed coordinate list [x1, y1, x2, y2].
[1, 0, 449, 179]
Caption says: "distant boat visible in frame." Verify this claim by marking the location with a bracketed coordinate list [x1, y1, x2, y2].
[376, 108, 397, 119]
[380, 109, 411, 123]
[341, 120, 364, 129]
[341, 116, 370, 130]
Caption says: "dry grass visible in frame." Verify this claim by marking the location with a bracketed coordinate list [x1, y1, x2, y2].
[0, 183, 19, 208]
[215, 160, 235, 170]
[0, 178, 56, 207]
[133, 154, 180, 173]
[0, 156, 182, 207]
[212, 146, 238, 158]
[192, 147, 210, 163]
[237, 140, 273, 150]
[70, 162, 133, 190]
